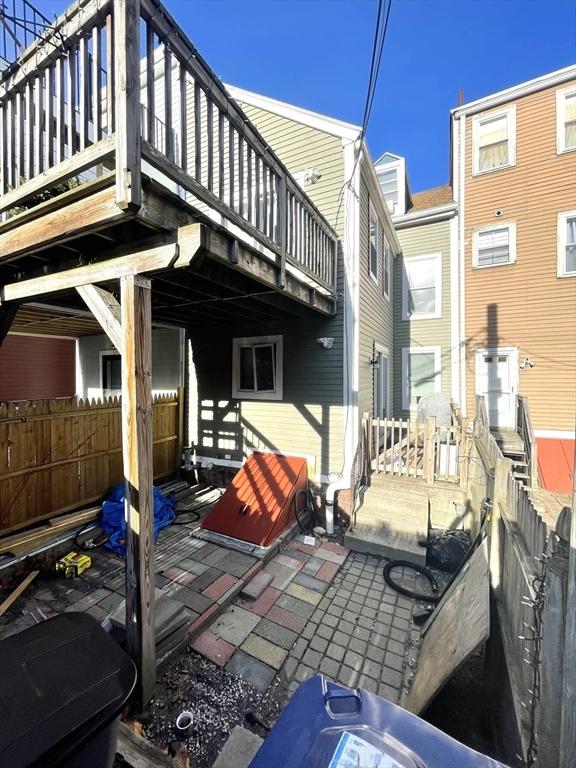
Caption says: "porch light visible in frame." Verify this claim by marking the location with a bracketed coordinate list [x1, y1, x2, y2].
[369, 356, 380, 369]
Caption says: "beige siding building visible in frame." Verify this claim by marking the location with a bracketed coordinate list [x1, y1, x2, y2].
[452, 65, 576, 492]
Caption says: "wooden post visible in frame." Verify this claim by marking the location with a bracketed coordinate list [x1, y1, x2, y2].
[423, 416, 436, 484]
[114, 0, 141, 210]
[177, 385, 185, 468]
[120, 274, 155, 707]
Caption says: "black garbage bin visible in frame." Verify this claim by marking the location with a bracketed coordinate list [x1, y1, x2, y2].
[0, 612, 137, 768]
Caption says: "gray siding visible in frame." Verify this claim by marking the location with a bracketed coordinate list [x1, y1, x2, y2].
[186, 101, 349, 481]
[394, 218, 453, 418]
[78, 327, 183, 399]
[358, 168, 394, 420]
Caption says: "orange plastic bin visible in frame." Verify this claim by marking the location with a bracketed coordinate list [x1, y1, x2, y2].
[201, 452, 308, 547]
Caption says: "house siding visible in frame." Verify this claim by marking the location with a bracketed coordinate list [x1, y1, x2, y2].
[358, 168, 394, 420]
[461, 79, 576, 431]
[0, 335, 75, 401]
[77, 328, 183, 399]
[394, 218, 453, 418]
[189, 100, 348, 480]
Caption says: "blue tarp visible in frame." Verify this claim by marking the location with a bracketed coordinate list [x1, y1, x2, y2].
[100, 483, 176, 556]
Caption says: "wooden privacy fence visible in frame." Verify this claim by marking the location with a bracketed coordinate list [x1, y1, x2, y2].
[0, 393, 182, 535]
[368, 415, 470, 485]
[470, 395, 572, 767]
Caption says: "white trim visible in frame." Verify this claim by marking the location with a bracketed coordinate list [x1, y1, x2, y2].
[393, 202, 457, 228]
[449, 215, 461, 405]
[401, 346, 442, 412]
[458, 115, 467, 416]
[557, 210, 576, 277]
[534, 429, 576, 440]
[474, 347, 519, 429]
[232, 334, 283, 401]
[382, 232, 391, 301]
[402, 252, 442, 321]
[556, 86, 576, 154]
[224, 83, 362, 141]
[341, 137, 361, 481]
[75, 339, 83, 397]
[373, 342, 390, 419]
[472, 105, 516, 176]
[472, 221, 517, 269]
[368, 201, 380, 284]
[452, 65, 576, 117]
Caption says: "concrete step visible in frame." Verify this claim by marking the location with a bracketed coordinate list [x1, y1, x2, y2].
[345, 523, 426, 566]
[212, 726, 263, 768]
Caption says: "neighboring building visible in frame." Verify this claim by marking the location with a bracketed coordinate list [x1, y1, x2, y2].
[0, 334, 75, 400]
[388, 176, 458, 419]
[452, 65, 576, 492]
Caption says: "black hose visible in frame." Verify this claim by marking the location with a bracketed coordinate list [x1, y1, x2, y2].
[294, 487, 317, 534]
[382, 560, 441, 603]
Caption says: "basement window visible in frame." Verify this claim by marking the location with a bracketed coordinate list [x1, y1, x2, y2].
[232, 335, 283, 400]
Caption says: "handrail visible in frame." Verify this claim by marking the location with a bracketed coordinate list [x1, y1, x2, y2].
[0, 0, 338, 293]
[517, 395, 539, 489]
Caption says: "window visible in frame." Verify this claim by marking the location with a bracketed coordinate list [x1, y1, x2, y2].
[558, 211, 576, 277]
[473, 106, 516, 174]
[473, 223, 516, 268]
[383, 234, 391, 299]
[232, 335, 283, 400]
[377, 168, 398, 214]
[101, 351, 121, 393]
[402, 253, 442, 320]
[369, 203, 380, 283]
[557, 88, 576, 153]
[402, 347, 441, 411]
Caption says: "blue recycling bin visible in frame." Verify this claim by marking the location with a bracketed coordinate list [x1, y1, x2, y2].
[249, 675, 508, 768]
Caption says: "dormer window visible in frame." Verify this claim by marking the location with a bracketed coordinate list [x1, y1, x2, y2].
[378, 168, 398, 214]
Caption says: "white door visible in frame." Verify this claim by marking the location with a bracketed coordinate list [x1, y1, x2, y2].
[476, 348, 517, 429]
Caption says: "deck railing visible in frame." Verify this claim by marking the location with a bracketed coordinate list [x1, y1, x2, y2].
[0, 0, 338, 293]
[517, 395, 539, 488]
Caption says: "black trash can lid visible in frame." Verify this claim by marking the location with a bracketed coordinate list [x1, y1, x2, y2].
[0, 612, 137, 768]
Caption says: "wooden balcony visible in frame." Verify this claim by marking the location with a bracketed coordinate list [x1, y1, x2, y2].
[0, 0, 337, 315]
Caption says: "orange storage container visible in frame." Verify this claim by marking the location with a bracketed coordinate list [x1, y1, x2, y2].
[201, 452, 308, 547]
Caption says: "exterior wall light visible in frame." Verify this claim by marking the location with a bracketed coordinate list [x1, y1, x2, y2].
[317, 337, 334, 349]
[369, 356, 380, 369]
[519, 357, 535, 369]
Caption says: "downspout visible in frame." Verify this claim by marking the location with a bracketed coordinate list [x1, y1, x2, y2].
[325, 136, 361, 535]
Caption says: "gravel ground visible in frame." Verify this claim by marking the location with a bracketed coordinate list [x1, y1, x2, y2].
[139, 649, 291, 767]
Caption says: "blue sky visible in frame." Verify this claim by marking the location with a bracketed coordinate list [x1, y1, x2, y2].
[36, 0, 576, 192]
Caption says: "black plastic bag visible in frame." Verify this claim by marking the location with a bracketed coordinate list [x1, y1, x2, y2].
[427, 528, 471, 573]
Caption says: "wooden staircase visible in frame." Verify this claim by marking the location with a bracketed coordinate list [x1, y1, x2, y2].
[491, 429, 530, 485]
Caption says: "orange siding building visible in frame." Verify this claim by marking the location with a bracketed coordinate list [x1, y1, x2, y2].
[452, 67, 576, 492]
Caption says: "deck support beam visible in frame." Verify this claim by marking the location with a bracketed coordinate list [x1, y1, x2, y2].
[76, 285, 122, 352]
[121, 274, 155, 707]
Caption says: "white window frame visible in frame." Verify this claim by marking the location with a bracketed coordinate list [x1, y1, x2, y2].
[368, 202, 380, 284]
[401, 253, 442, 321]
[557, 87, 576, 154]
[557, 210, 576, 278]
[382, 233, 391, 301]
[100, 349, 122, 396]
[472, 222, 517, 269]
[472, 105, 516, 176]
[232, 335, 283, 401]
[402, 346, 442, 412]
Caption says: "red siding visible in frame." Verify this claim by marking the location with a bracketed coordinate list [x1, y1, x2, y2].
[536, 437, 575, 494]
[0, 335, 76, 401]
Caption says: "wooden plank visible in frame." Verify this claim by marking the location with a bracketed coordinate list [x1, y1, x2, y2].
[79, 35, 90, 150]
[105, 12, 115, 133]
[3, 238, 184, 301]
[206, 94, 213, 191]
[406, 541, 490, 714]
[145, 21, 155, 144]
[67, 47, 77, 158]
[121, 274, 155, 707]
[45, 66, 54, 168]
[163, 43, 173, 161]
[0, 135, 115, 214]
[92, 25, 102, 142]
[0, 570, 40, 617]
[194, 80, 201, 181]
[218, 110, 225, 200]
[114, 0, 142, 210]
[560, 503, 576, 768]
[55, 57, 65, 164]
[117, 722, 176, 768]
[179, 64, 187, 172]
[76, 284, 122, 352]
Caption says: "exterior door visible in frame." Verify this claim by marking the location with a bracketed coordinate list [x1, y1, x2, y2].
[374, 348, 389, 420]
[475, 348, 518, 428]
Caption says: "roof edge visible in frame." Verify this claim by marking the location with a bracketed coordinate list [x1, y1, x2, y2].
[452, 64, 576, 117]
[225, 84, 362, 141]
